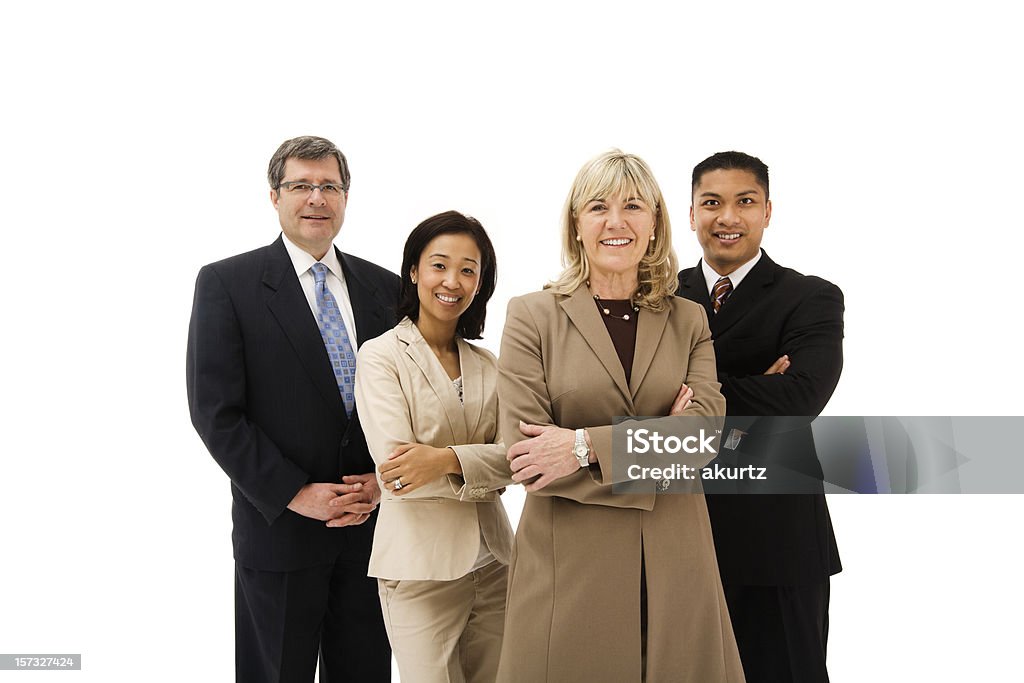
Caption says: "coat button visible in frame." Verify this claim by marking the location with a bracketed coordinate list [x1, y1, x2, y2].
[658, 479, 671, 492]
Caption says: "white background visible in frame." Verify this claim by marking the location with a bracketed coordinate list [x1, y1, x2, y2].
[2, 1, 1022, 680]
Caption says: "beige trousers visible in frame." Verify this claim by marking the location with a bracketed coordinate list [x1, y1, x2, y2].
[378, 561, 508, 683]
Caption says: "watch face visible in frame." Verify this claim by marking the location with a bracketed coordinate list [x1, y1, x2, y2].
[574, 446, 588, 458]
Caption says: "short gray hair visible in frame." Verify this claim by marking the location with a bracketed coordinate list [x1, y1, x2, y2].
[267, 136, 351, 191]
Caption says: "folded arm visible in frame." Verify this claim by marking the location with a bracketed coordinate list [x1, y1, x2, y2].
[720, 281, 844, 422]
[498, 298, 723, 506]
[354, 339, 509, 501]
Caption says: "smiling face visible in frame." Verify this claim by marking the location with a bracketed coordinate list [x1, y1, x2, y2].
[411, 232, 482, 331]
[576, 190, 656, 283]
[270, 156, 347, 259]
[690, 168, 771, 275]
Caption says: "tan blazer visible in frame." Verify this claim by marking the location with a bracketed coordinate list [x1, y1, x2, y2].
[355, 318, 514, 581]
[495, 287, 744, 683]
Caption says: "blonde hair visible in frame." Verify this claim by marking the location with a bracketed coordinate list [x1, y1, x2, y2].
[546, 149, 679, 311]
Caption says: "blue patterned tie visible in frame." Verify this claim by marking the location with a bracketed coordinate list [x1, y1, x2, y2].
[311, 263, 356, 415]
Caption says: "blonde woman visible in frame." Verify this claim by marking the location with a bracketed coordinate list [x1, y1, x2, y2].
[496, 151, 745, 682]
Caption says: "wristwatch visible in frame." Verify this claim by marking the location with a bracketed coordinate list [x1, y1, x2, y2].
[573, 428, 590, 468]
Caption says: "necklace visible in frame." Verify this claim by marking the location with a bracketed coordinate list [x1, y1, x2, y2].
[592, 294, 640, 321]
[587, 281, 640, 321]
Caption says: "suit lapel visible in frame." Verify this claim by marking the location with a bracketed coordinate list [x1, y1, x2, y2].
[678, 262, 714, 320]
[561, 286, 632, 407]
[397, 320, 469, 445]
[457, 337, 484, 441]
[339, 249, 391, 350]
[630, 304, 669, 398]
[262, 237, 346, 418]
[710, 251, 777, 337]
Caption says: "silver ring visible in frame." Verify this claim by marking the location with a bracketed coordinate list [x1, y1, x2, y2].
[393, 477, 403, 490]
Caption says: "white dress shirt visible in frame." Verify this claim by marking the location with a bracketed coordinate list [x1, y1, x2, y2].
[282, 234, 359, 347]
[701, 249, 763, 298]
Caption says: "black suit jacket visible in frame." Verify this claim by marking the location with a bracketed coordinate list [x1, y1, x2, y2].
[187, 236, 400, 572]
[678, 250, 843, 585]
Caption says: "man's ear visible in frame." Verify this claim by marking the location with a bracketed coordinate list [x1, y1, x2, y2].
[763, 199, 772, 229]
[270, 188, 279, 209]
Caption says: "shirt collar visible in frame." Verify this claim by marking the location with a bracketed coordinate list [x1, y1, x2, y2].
[701, 249, 762, 295]
[281, 233, 345, 281]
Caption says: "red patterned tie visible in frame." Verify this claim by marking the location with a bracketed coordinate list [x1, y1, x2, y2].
[712, 276, 732, 313]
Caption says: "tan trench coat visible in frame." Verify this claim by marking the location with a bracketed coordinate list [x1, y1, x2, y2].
[495, 287, 745, 683]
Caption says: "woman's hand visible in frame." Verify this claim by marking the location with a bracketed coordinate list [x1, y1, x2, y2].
[378, 443, 461, 496]
[668, 383, 694, 415]
[507, 421, 580, 492]
[764, 355, 790, 375]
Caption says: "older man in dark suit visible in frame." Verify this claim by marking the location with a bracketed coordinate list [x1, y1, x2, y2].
[677, 151, 844, 683]
[187, 136, 399, 682]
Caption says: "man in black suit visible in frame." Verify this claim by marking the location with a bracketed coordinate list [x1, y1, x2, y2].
[677, 151, 844, 682]
[187, 136, 399, 682]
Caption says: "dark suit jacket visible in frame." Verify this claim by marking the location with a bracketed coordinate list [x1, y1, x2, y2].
[678, 250, 843, 585]
[187, 235, 400, 572]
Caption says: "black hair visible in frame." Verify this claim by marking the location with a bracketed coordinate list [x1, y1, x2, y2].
[396, 211, 497, 340]
[691, 151, 769, 200]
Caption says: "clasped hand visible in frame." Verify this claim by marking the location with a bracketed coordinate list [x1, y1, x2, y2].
[287, 474, 381, 527]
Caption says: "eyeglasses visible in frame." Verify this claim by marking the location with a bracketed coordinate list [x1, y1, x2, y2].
[279, 181, 346, 196]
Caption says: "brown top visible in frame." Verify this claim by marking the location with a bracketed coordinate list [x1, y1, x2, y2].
[593, 298, 638, 383]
